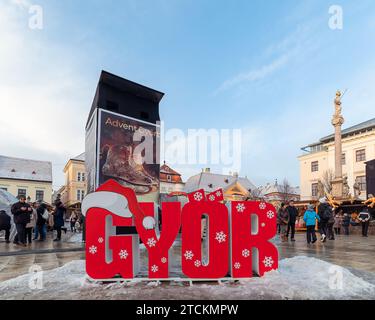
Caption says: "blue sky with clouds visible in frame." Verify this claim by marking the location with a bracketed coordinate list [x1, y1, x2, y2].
[0, 0, 375, 189]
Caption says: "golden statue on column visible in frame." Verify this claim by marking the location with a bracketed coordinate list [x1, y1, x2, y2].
[331, 90, 345, 199]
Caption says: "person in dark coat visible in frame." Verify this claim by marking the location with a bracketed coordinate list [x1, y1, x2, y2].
[36, 202, 48, 241]
[358, 208, 371, 237]
[317, 197, 332, 242]
[278, 203, 289, 242]
[286, 200, 298, 242]
[11, 195, 32, 246]
[342, 213, 351, 236]
[0, 210, 11, 243]
[52, 201, 67, 241]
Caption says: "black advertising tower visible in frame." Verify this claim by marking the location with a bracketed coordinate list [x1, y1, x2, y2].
[366, 159, 375, 197]
[85, 71, 164, 203]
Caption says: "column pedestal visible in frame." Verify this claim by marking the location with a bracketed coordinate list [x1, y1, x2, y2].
[331, 178, 343, 199]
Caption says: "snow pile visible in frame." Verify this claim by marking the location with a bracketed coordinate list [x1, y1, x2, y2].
[0, 256, 374, 300]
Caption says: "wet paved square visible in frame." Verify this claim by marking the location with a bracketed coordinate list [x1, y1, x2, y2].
[0, 232, 374, 282]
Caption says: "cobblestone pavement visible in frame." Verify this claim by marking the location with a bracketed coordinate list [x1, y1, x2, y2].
[0, 232, 374, 282]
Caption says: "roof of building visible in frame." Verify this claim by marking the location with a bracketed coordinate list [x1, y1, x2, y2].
[305, 118, 375, 148]
[0, 155, 52, 183]
[184, 171, 256, 193]
[160, 162, 182, 176]
[72, 153, 85, 162]
[258, 182, 300, 197]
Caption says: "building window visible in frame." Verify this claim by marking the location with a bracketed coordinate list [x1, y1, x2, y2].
[82, 173, 85, 182]
[167, 175, 172, 182]
[356, 176, 366, 191]
[311, 161, 319, 172]
[18, 189, 27, 198]
[36, 190, 44, 201]
[312, 183, 318, 197]
[341, 153, 346, 165]
[77, 172, 81, 182]
[77, 190, 85, 201]
[356, 149, 366, 162]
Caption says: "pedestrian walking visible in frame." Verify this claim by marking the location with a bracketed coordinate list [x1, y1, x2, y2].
[278, 203, 289, 242]
[334, 209, 343, 235]
[286, 200, 298, 242]
[11, 195, 32, 246]
[52, 201, 67, 241]
[358, 208, 371, 237]
[70, 211, 78, 233]
[303, 204, 320, 244]
[327, 208, 336, 241]
[342, 212, 351, 236]
[36, 201, 48, 241]
[25, 203, 36, 245]
[0, 210, 11, 243]
[318, 197, 332, 242]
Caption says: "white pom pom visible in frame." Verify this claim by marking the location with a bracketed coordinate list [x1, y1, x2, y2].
[142, 216, 156, 230]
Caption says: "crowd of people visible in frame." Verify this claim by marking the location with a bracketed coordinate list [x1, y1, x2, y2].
[0, 195, 83, 246]
[277, 199, 372, 244]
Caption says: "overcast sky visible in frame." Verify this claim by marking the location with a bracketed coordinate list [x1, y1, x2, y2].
[1, 0, 374, 190]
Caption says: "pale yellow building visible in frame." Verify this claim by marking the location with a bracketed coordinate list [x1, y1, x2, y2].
[299, 118, 375, 201]
[0, 155, 53, 203]
[60, 153, 87, 210]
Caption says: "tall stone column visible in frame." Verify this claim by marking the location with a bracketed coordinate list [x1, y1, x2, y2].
[331, 90, 345, 198]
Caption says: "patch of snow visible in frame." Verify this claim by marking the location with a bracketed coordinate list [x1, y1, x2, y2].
[0, 256, 374, 300]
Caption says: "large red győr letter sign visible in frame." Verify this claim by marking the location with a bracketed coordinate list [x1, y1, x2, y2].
[181, 201, 229, 279]
[84, 180, 143, 279]
[83, 180, 279, 280]
[135, 202, 181, 278]
[230, 201, 278, 277]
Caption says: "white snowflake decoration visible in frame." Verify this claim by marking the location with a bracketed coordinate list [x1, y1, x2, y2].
[194, 192, 203, 202]
[209, 195, 215, 201]
[119, 249, 128, 260]
[216, 190, 222, 197]
[147, 237, 157, 248]
[236, 203, 245, 213]
[89, 245, 97, 255]
[184, 250, 194, 260]
[242, 249, 250, 258]
[98, 237, 104, 244]
[263, 256, 274, 268]
[267, 210, 275, 219]
[215, 231, 227, 243]
[161, 257, 167, 264]
[259, 202, 266, 210]
[194, 260, 201, 268]
[151, 265, 159, 273]
[234, 262, 241, 270]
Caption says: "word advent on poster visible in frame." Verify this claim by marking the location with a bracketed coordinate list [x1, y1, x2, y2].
[82, 180, 278, 280]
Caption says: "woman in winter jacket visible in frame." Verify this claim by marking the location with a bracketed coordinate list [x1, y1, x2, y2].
[52, 201, 67, 241]
[36, 202, 48, 241]
[25, 204, 36, 244]
[333, 210, 343, 235]
[342, 213, 351, 236]
[303, 204, 320, 244]
[277, 203, 289, 242]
